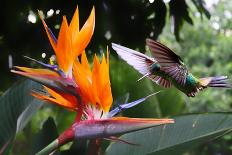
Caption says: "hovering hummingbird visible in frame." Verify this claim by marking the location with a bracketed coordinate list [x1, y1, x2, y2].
[112, 39, 231, 97]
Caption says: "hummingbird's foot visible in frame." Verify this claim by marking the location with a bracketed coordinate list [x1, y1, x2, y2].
[187, 92, 196, 97]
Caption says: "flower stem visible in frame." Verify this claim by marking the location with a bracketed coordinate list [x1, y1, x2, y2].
[35, 139, 59, 155]
[35, 127, 74, 155]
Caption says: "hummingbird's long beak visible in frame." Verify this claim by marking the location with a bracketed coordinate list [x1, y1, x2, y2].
[137, 72, 150, 82]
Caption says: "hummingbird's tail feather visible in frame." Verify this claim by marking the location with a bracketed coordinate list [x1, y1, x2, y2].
[199, 76, 231, 88]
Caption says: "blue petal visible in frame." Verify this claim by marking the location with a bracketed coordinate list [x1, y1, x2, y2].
[110, 93, 130, 110]
[23, 56, 65, 77]
[24, 56, 57, 69]
[47, 27, 57, 44]
[108, 91, 161, 117]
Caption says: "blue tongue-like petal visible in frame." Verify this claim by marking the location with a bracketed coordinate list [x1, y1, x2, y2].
[23, 56, 66, 77]
[108, 91, 161, 117]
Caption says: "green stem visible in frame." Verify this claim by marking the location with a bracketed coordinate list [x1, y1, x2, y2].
[35, 139, 59, 155]
[35, 127, 74, 155]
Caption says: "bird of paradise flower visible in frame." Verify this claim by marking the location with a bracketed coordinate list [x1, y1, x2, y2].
[11, 6, 174, 155]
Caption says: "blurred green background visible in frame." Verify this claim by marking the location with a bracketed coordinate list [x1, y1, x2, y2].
[0, 0, 232, 154]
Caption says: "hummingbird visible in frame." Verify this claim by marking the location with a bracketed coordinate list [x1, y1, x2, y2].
[112, 39, 231, 97]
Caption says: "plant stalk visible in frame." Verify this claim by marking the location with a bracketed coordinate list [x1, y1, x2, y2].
[35, 139, 59, 155]
[35, 127, 74, 155]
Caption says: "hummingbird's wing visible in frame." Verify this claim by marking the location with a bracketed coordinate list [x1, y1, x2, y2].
[112, 43, 172, 88]
[112, 43, 154, 75]
[146, 39, 187, 86]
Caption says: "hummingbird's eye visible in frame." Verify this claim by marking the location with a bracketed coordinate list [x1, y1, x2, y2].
[151, 63, 160, 72]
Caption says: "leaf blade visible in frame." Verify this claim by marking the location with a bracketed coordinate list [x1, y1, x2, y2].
[105, 113, 232, 155]
[0, 80, 43, 154]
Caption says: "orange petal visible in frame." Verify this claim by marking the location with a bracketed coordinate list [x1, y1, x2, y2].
[11, 67, 60, 83]
[69, 6, 80, 46]
[81, 51, 91, 73]
[56, 16, 72, 76]
[73, 59, 96, 105]
[92, 54, 101, 106]
[13, 66, 59, 76]
[98, 55, 110, 110]
[72, 7, 95, 57]
[73, 50, 112, 112]
[45, 87, 78, 109]
[112, 117, 174, 124]
[92, 51, 112, 112]
[32, 87, 78, 111]
[39, 12, 72, 76]
[11, 67, 78, 96]
[39, 7, 95, 78]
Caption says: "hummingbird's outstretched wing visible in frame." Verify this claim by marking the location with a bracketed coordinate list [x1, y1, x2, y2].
[112, 43, 172, 88]
[146, 39, 188, 86]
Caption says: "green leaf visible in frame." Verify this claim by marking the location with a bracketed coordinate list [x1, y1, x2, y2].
[105, 113, 232, 155]
[110, 59, 161, 118]
[31, 117, 59, 154]
[156, 88, 186, 116]
[0, 80, 43, 154]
